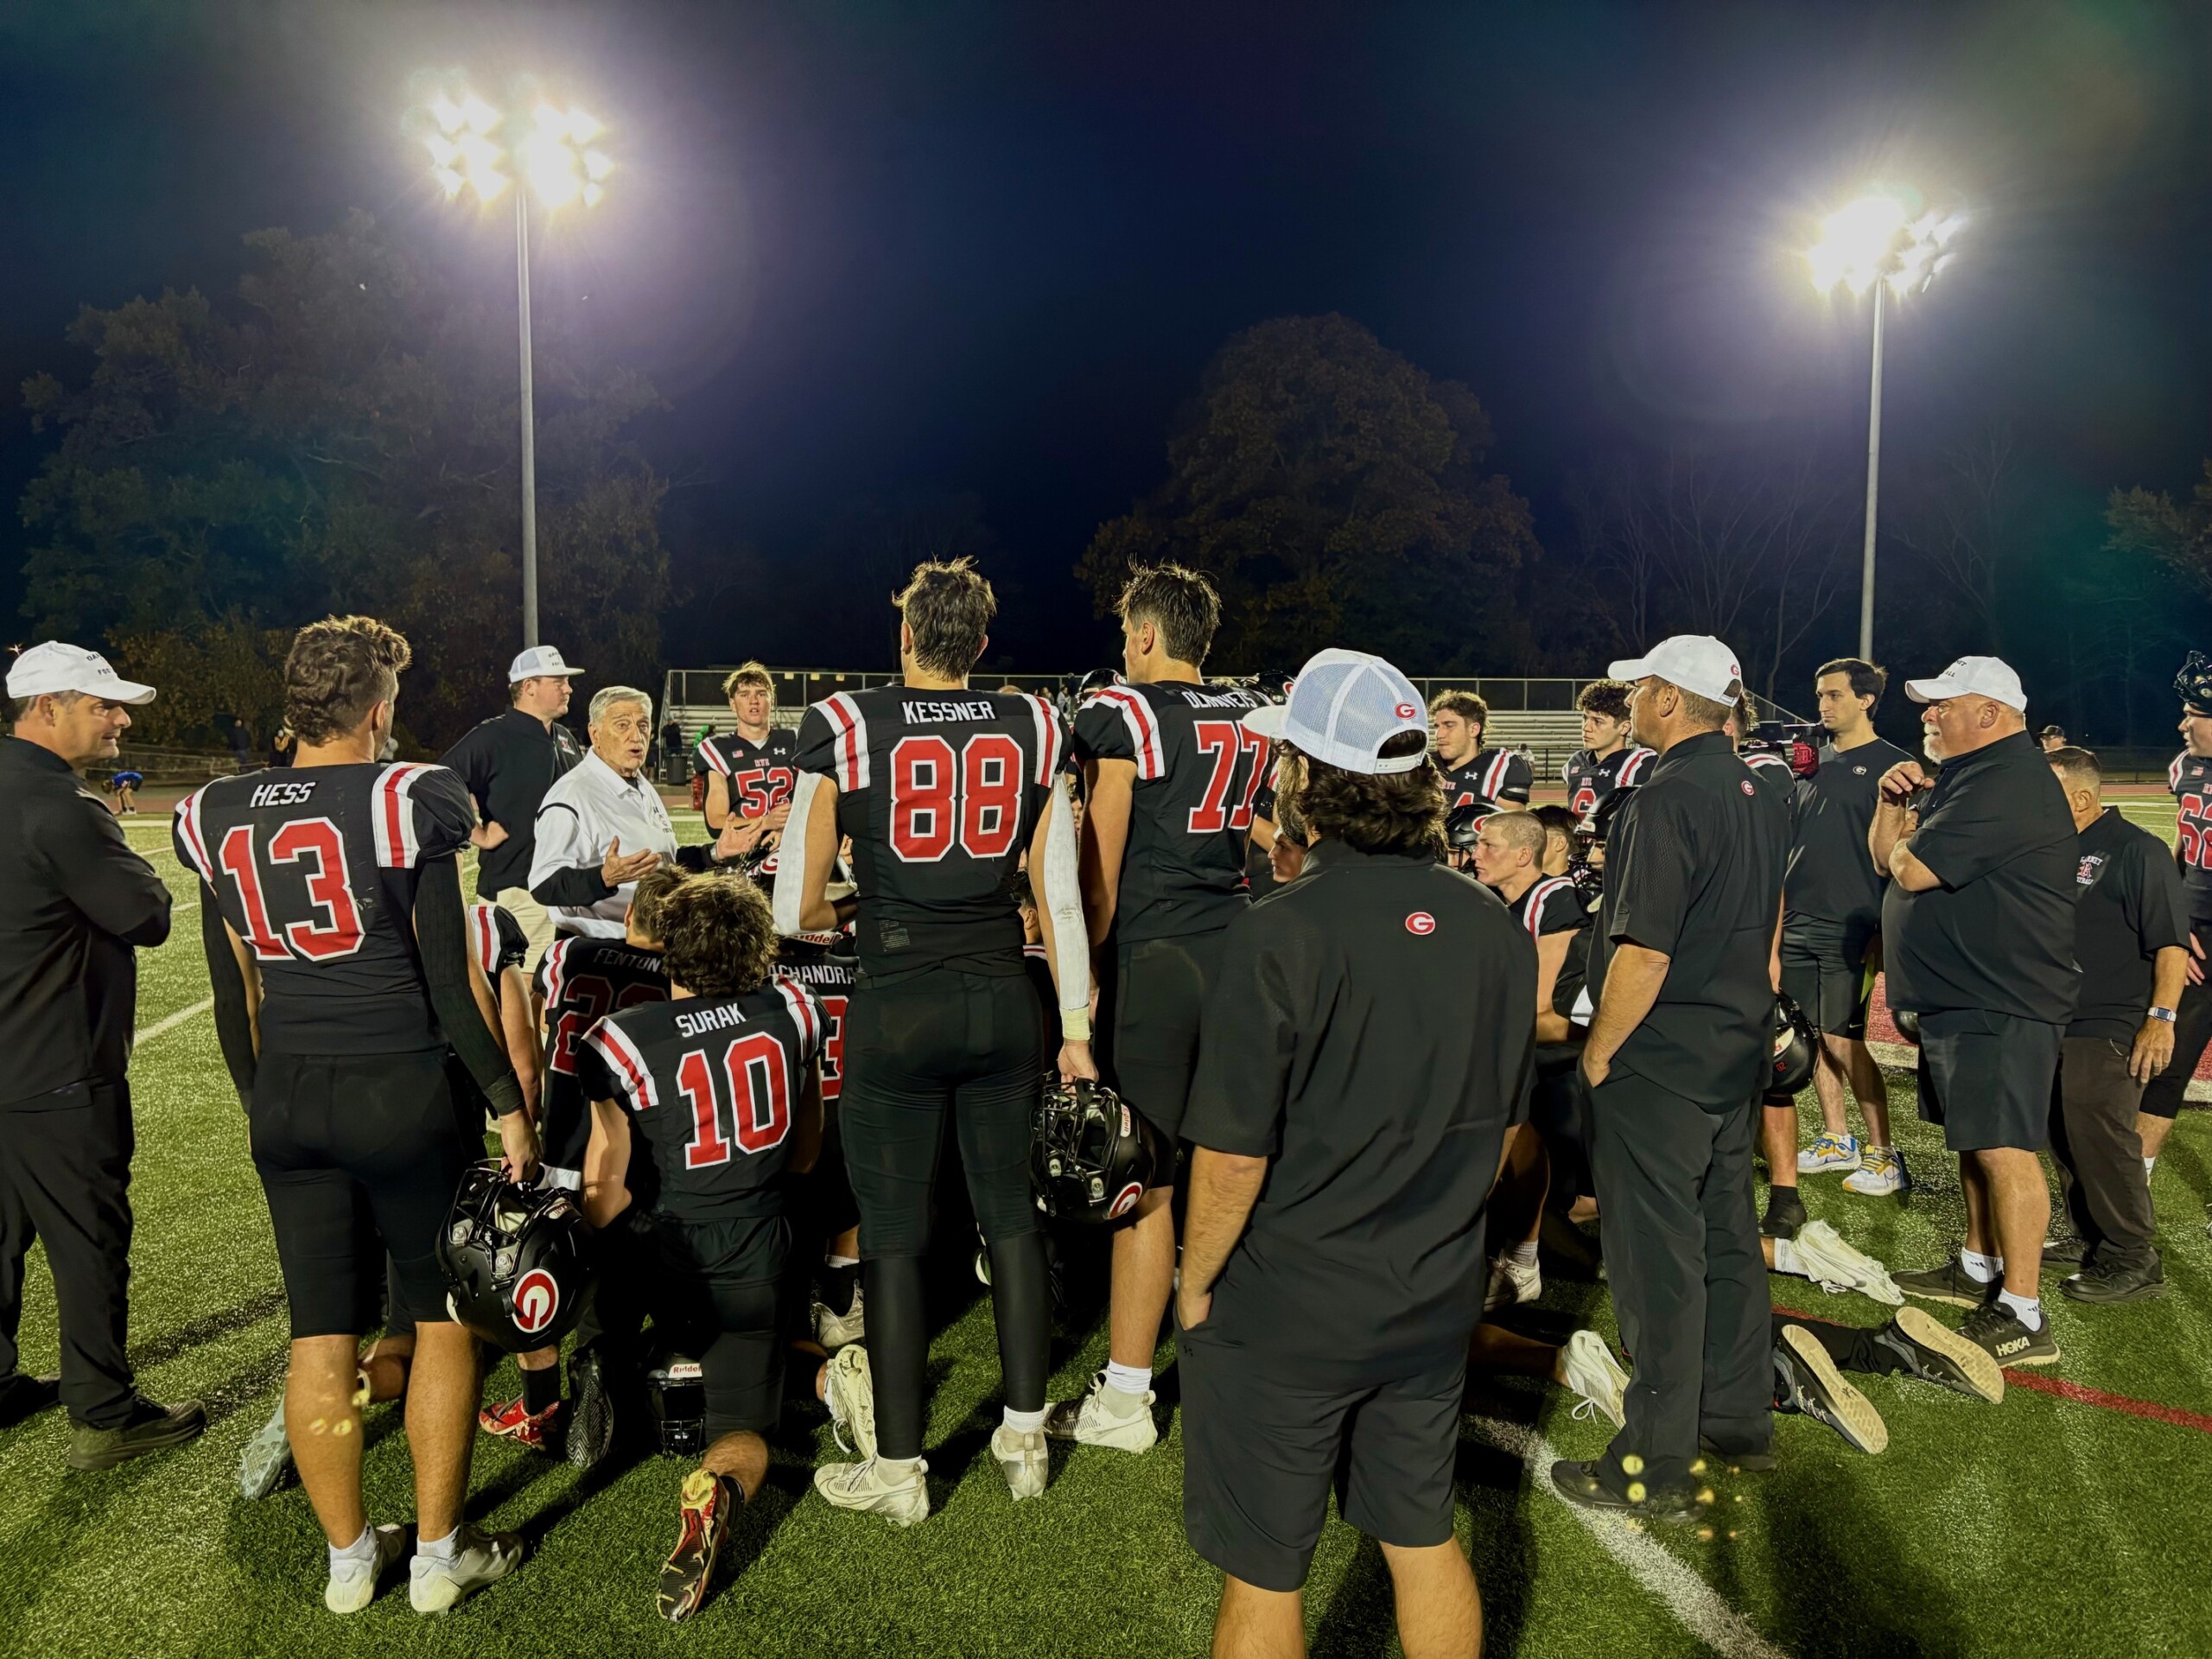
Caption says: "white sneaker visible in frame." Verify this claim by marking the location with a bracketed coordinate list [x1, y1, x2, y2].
[991, 1425, 1049, 1501]
[1043, 1372, 1157, 1452]
[1797, 1132, 1861, 1173]
[1792, 1220, 1904, 1306]
[1484, 1252, 1541, 1312]
[238, 1398, 292, 1501]
[823, 1345, 877, 1460]
[409, 1527, 524, 1614]
[815, 1455, 931, 1527]
[1560, 1330, 1629, 1430]
[813, 1283, 866, 1351]
[324, 1524, 406, 1615]
[1842, 1147, 1909, 1197]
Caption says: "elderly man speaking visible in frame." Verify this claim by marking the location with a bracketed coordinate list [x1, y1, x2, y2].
[531, 686, 678, 939]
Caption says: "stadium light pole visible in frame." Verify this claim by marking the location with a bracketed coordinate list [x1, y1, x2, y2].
[1807, 191, 1963, 659]
[413, 81, 613, 649]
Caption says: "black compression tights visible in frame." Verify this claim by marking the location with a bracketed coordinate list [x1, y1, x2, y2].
[863, 1235, 1051, 1461]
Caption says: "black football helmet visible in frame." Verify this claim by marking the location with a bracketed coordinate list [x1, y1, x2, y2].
[437, 1162, 597, 1352]
[1249, 669, 1296, 706]
[1770, 994, 1818, 1096]
[2177, 651, 2212, 715]
[1891, 1007, 1921, 1044]
[1032, 1077, 1160, 1224]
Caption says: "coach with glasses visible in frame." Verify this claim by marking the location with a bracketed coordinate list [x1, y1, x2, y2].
[1552, 635, 1787, 1524]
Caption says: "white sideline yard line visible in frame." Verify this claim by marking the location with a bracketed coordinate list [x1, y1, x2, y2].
[1465, 1414, 1790, 1659]
[135, 998, 213, 1047]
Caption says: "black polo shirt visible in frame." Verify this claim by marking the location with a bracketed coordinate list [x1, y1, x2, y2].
[1586, 729, 1789, 1110]
[1882, 730, 2078, 1022]
[2068, 806, 2187, 1042]
[1183, 840, 1533, 1379]
[0, 738, 173, 1103]
[1786, 736, 1911, 929]
[441, 706, 584, 898]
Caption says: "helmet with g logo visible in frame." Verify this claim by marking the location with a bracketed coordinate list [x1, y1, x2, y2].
[436, 1161, 597, 1352]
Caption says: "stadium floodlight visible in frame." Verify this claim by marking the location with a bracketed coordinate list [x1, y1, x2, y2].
[1808, 188, 1964, 659]
[410, 76, 616, 649]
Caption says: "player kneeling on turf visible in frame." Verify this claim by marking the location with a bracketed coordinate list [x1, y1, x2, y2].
[578, 874, 826, 1624]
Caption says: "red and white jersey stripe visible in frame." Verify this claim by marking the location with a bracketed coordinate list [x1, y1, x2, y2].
[467, 903, 499, 976]
[588, 1018, 660, 1113]
[773, 979, 823, 1058]
[2171, 753, 2186, 791]
[1617, 747, 1657, 788]
[371, 762, 441, 869]
[818, 693, 872, 793]
[1025, 694, 1065, 785]
[173, 783, 217, 883]
[1481, 750, 1514, 800]
[694, 735, 731, 776]
[1084, 687, 1165, 780]
[1521, 876, 1576, 943]
[539, 936, 572, 1007]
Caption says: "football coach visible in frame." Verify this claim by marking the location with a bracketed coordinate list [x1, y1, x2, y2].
[1552, 636, 1787, 1523]
[1177, 649, 1532, 1659]
[1, 644, 204, 1468]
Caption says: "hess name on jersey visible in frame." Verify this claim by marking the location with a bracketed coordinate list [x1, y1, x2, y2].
[248, 779, 320, 810]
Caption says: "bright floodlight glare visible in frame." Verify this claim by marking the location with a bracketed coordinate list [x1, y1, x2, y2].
[1808, 191, 1963, 298]
[416, 82, 609, 210]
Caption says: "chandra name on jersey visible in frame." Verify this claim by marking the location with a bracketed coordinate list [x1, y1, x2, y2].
[1440, 748, 1533, 819]
[696, 727, 799, 817]
[772, 931, 856, 1103]
[1563, 745, 1656, 819]
[580, 982, 823, 1223]
[175, 762, 474, 1054]
[794, 687, 1068, 979]
[1071, 680, 1269, 941]
[535, 936, 671, 1180]
[2169, 751, 2212, 919]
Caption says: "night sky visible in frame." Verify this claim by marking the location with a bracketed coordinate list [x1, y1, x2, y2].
[5, 1, 2209, 671]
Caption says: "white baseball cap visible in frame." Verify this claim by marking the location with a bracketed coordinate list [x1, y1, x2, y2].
[1607, 636, 1744, 705]
[509, 645, 585, 683]
[1241, 649, 1429, 775]
[6, 641, 156, 705]
[1905, 655, 2026, 713]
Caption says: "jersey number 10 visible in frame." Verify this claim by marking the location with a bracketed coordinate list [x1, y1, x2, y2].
[675, 1033, 793, 1169]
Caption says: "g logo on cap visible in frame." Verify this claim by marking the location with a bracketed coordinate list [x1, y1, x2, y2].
[1405, 912, 1436, 935]
[1395, 702, 1418, 719]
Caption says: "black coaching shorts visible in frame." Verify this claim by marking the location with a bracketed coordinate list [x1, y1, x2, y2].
[1179, 1320, 1465, 1592]
[601, 1211, 790, 1440]
[1098, 928, 1228, 1161]
[1779, 915, 1878, 1040]
[250, 1049, 474, 1339]
[840, 970, 1045, 1257]
[1915, 1008, 2063, 1154]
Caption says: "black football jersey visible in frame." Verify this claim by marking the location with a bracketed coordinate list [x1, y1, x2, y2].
[794, 687, 1069, 978]
[771, 932, 857, 1103]
[1071, 680, 1268, 941]
[1505, 874, 1586, 944]
[1440, 748, 1535, 818]
[696, 728, 799, 817]
[580, 983, 823, 1222]
[467, 903, 529, 978]
[535, 936, 671, 1173]
[1741, 747, 1796, 808]
[1563, 745, 1657, 819]
[2170, 752, 2212, 919]
[175, 763, 474, 1054]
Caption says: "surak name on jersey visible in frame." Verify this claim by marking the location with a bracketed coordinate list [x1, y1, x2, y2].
[581, 982, 823, 1224]
[794, 686, 1068, 978]
[1071, 680, 1268, 942]
[175, 762, 475, 1054]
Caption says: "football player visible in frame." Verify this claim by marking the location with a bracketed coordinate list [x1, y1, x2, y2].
[1050, 563, 1267, 1452]
[2139, 651, 2212, 1173]
[697, 663, 797, 861]
[576, 875, 826, 1623]
[772, 924, 863, 1350]
[776, 557, 1094, 1525]
[1429, 690, 1533, 818]
[177, 616, 538, 1616]
[1563, 678, 1656, 819]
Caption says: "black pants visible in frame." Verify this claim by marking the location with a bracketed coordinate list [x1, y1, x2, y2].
[0, 1077, 138, 1428]
[1099, 929, 1227, 1159]
[1588, 1070, 1771, 1492]
[2049, 1035, 2158, 1270]
[2139, 918, 2212, 1119]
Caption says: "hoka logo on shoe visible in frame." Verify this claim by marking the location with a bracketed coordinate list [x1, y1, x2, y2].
[1993, 1333, 2028, 1358]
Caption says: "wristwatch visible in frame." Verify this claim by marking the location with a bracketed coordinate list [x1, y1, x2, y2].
[2149, 1007, 2177, 1024]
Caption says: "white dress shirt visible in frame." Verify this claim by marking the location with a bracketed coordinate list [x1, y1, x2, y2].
[529, 751, 678, 938]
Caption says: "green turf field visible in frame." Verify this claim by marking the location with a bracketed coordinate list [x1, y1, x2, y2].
[4, 808, 2211, 1658]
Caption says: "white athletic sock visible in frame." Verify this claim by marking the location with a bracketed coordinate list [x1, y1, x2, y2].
[2145, 1157, 2157, 1176]
[1001, 1405, 1047, 1435]
[330, 1527, 376, 1568]
[825, 1254, 860, 1269]
[416, 1527, 461, 1561]
[1960, 1249, 2001, 1284]
[1998, 1288, 2042, 1331]
[1102, 1361, 1152, 1399]
[1509, 1241, 1540, 1268]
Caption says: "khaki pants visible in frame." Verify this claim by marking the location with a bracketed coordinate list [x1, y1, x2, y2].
[490, 887, 559, 976]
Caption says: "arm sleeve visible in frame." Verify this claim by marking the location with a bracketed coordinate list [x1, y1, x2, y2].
[528, 800, 616, 906]
[200, 886, 257, 1103]
[416, 857, 526, 1116]
[1502, 753, 1534, 804]
[1606, 793, 1694, 956]
[1183, 910, 1304, 1158]
[1910, 770, 2063, 890]
[492, 906, 530, 973]
[37, 795, 172, 947]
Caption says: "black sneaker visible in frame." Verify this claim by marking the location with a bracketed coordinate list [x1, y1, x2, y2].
[1773, 1325, 1888, 1454]
[2040, 1235, 2089, 1267]
[65, 1396, 206, 1471]
[568, 1344, 615, 1471]
[0, 1372, 61, 1431]
[1698, 1436, 1776, 1474]
[2061, 1258, 2165, 1305]
[1957, 1300, 2060, 1367]
[1548, 1459, 1707, 1525]
[1872, 1306, 2004, 1403]
[1761, 1190, 1808, 1241]
[1892, 1255, 2000, 1309]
